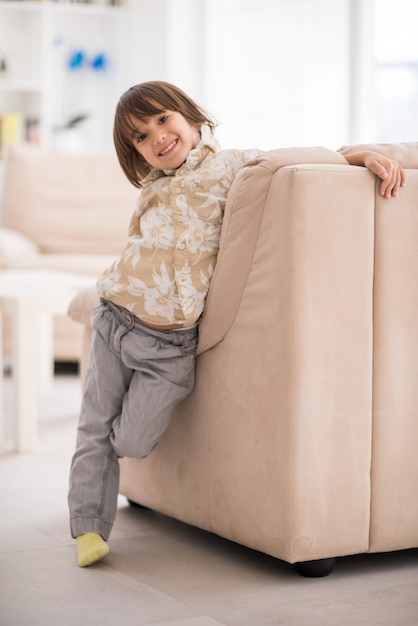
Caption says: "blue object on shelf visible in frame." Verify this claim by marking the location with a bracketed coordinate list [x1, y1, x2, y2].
[91, 53, 108, 72]
[68, 50, 86, 71]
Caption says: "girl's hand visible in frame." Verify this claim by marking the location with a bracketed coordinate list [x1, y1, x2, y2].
[363, 152, 406, 199]
[345, 150, 406, 199]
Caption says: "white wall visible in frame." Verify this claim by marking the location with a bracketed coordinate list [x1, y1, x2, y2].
[202, 0, 351, 151]
[128, 0, 205, 100]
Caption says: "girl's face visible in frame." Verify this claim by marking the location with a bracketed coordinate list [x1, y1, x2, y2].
[130, 110, 200, 170]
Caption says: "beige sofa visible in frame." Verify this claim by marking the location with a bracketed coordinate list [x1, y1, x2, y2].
[0, 144, 138, 361]
[68, 142, 418, 576]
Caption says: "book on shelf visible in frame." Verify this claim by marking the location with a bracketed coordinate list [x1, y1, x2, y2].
[0, 1, 124, 5]
[0, 113, 40, 159]
[22, 1, 124, 5]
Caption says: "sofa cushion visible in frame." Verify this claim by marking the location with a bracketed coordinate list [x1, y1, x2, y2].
[0, 228, 40, 268]
[2, 144, 138, 255]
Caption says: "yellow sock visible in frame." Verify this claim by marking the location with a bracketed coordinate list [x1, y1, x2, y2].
[76, 532, 109, 567]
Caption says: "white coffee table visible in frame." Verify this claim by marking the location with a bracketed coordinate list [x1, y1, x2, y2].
[0, 269, 96, 453]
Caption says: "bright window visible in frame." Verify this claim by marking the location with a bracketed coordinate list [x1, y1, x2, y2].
[374, 0, 418, 141]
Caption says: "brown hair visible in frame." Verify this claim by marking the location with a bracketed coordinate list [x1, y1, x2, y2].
[113, 81, 217, 187]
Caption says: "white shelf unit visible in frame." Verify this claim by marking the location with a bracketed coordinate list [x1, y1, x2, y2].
[0, 0, 132, 156]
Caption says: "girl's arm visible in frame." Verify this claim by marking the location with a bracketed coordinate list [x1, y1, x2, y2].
[344, 150, 406, 199]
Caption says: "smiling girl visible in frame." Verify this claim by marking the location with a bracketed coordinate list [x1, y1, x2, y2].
[68, 81, 405, 567]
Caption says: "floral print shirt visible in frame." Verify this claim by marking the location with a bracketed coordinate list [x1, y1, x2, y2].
[97, 126, 259, 326]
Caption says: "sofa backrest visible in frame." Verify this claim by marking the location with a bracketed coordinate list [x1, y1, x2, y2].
[197, 145, 348, 353]
[197, 141, 418, 354]
[1, 144, 139, 255]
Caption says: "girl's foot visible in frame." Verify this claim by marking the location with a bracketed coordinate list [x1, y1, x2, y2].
[76, 532, 109, 567]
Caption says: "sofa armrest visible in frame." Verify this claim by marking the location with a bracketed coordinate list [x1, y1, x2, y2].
[339, 141, 418, 168]
[67, 285, 99, 382]
[197, 159, 364, 355]
[68, 285, 100, 327]
[0, 227, 40, 268]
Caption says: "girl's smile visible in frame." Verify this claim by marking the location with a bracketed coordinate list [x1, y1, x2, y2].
[159, 138, 178, 156]
[131, 111, 199, 170]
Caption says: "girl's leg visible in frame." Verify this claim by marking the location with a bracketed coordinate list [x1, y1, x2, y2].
[68, 300, 198, 548]
[68, 303, 133, 542]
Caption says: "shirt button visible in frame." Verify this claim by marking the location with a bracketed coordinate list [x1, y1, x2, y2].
[179, 243, 185, 250]
[178, 216, 183, 222]
[176, 187, 181, 194]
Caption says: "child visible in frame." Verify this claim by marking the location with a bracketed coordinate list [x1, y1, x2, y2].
[68, 80, 405, 567]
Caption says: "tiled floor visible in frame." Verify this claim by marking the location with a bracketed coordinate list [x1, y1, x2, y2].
[0, 370, 417, 626]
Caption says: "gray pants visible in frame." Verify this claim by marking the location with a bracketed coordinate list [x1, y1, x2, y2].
[68, 299, 198, 541]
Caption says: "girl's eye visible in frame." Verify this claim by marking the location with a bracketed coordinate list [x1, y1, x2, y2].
[159, 115, 169, 125]
[137, 133, 147, 143]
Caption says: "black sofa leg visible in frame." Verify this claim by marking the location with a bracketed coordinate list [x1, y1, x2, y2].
[294, 557, 336, 578]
